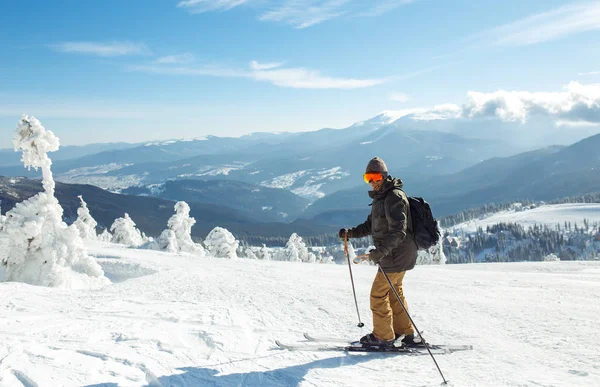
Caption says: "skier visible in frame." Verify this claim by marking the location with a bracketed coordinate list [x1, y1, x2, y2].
[339, 157, 418, 347]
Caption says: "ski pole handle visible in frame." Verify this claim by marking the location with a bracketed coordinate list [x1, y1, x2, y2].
[353, 254, 369, 264]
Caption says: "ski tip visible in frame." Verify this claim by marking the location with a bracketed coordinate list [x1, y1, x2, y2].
[303, 332, 311, 340]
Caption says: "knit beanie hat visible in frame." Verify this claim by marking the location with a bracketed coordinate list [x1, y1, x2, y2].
[365, 157, 388, 177]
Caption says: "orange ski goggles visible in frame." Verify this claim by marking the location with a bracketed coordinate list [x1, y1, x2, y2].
[363, 172, 384, 184]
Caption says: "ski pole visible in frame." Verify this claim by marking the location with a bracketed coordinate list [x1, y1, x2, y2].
[344, 232, 364, 328]
[377, 264, 449, 385]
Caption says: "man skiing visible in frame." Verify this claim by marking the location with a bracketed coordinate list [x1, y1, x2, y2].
[339, 157, 418, 347]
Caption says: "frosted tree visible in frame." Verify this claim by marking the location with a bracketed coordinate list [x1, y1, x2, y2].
[110, 213, 145, 247]
[416, 232, 446, 265]
[543, 253, 560, 262]
[257, 244, 271, 261]
[244, 247, 258, 260]
[98, 229, 112, 242]
[147, 202, 205, 255]
[0, 116, 107, 288]
[204, 227, 239, 259]
[73, 195, 97, 239]
[167, 201, 201, 252]
[148, 229, 179, 252]
[278, 233, 316, 263]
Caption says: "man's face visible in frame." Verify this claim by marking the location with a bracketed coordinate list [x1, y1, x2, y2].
[369, 179, 385, 192]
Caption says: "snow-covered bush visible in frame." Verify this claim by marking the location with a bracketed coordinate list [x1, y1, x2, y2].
[204, 227, 239, 259]
[145, 202, 205, 255]
[73, 195, 97, 239]
[543, 253, 560, 262]
[110, 213, 146, 247]
[275, 233, 317, 263]
[0, 116, 107, 288]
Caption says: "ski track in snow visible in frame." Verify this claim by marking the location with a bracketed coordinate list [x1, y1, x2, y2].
[1, 241, 599, 386]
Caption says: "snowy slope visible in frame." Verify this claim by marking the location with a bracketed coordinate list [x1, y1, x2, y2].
[451, 203, 600, 233]
[1, 241, 599, 386]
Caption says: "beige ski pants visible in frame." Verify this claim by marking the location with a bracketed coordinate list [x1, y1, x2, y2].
[370, 271, 415, 341]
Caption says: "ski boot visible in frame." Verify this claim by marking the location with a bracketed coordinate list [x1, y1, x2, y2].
[359, 333, 395, 348]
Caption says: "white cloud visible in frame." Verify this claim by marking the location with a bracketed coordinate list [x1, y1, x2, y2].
[250, 60, 284, 70]
[579, 71, 600, 76]
[50, 41, 149, 56]
[389, 92, 409, 103]
[467, 2, 600, 47]
[383, 82, 600, 125]
[463, 82, 600, 124]
[249, 66, 385, 89]
[155, 54, 195, 64]
[178, 0, 417, 28]
[177, 0, 250, 13]
[130, 61, 386, 89]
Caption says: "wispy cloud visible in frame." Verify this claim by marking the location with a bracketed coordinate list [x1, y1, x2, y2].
[259, 0, 350, 29]
[49, 41, 150, 56]
[579, 70, 600, 76]
[359, 0, 417, 17]
[466, 2, 600, 47]
[130, 60, 387, 89]
[177, 0, 250, 14]
[250, 60, 284, 70]
[155, 54, 195, 64]
[250, 66, 385, 89]
[389, 92, 409, 103]
[178, 0, 417, 28]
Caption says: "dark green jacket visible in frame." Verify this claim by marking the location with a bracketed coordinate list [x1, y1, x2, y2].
[348, 177, 418, 273]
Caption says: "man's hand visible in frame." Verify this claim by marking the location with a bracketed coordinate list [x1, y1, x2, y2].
[338, 229, 348, 239]
[368, 249, 385, 264]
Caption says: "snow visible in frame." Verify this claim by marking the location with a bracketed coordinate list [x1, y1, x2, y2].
[264, 168, 349, 201]
[1, 241, 599, 386]
[261, 170, 309, 189]
[452, 203, 600, 233]
[144, 137, 209, 146]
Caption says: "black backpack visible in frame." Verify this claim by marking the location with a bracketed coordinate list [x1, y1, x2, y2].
[405, 195, 441, 251]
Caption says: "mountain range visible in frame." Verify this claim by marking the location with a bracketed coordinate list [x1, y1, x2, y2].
[0, 111, 599, 239]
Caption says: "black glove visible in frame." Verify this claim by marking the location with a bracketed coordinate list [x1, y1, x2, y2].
[338, 228, 349, 239]
[368, 249, 385, 264]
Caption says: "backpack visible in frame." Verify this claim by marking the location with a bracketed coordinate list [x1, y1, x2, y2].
[405, 195, 441, 251]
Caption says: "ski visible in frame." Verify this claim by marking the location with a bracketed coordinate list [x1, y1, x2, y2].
[302, 333, 473, 353]
[275, 340, 419, 354]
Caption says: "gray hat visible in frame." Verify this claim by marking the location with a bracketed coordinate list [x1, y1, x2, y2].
[365, 157, 388, 175]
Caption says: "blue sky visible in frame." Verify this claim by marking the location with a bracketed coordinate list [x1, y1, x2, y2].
[1, 0, 599, 147]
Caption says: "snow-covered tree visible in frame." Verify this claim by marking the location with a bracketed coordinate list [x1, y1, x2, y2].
[98, 229, 112, 242]
[543, 253, 560, 262]
[276, 233, 316, 263]
[204, 227, 239, 259]
[244, 247, 258, 259]
[257, 244, 271, 261]
[110, 213, 145, 247]
[146, 202, 205, 255]
[73, 195, 97, 239]
[0, 116, 107, 288]
[417, 235, 447, 265]
[167, 201, 200, 252]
